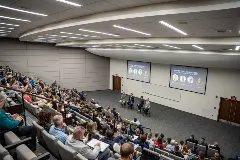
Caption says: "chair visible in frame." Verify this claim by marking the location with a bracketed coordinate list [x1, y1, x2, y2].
[4, 131, 21, 145]
[32, 121, 46, 148]
[196, 144, 207, 155]
[207, 147, 218, 158]
[141, 148, 160, 160]
[57, 141, 78, 160]
[160, 154, 174, 160]
[155, 148, 169, 156]
[3, 155, 14, 160]
[41, 130, 60, 158]
[168, 153, 184, 160]
[0, 144, 9, 160]
[16, 144, 50, 160]
[75, 153, 88, 160]
[186, 141, 196, 150]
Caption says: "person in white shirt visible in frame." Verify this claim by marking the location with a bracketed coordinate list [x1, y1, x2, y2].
[143, 98, 150, 116]
[65, 126, 111, 160]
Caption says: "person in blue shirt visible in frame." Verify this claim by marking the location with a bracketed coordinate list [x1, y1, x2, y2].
[49, 115, 68, 144]
[127, 93, 134, 109]
[29, 77, 35, 87]
[0, 93, 37, 151]
[133, 134, 149, 149]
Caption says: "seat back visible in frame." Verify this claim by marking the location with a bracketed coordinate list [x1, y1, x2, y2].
[0, 144, 9, 159]
[57, 141, 77, 160]
[75, 153, 88, 160]
[3, 155, 14, 160]
[196, 144, 207, 155]
[186, 141, 196, 150]
[141, 148, 160, 160]
[207, 147, 218, 158]
[4, 131, 21, 145]
[168, 153, 184, 160]
[41, 130, 59, 158]
[160, 154, 174, 160]
[155, 148, 169, 156]
[32, 121, 46, 147]
[16, 144, 36, 160]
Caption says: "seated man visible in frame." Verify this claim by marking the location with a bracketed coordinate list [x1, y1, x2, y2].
[49, 115, 68, 144]
[133, 134, 149, 149]
[66, 126, 111, 160]
[100, 129, 119, 151]
[119, 92, 127, 106]
[108, 143, 135, 160]
[0, 93, 37, 151]
[171, 145, 184, 158]
[166, 139, 176, 151]
[142, 98, 150, 116]
[137, 96, 144, 113]
[127, 93, 134, 109]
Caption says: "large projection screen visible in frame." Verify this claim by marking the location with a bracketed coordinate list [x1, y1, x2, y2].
[127, 61, 151, 83]
[169, 65, 208, 94]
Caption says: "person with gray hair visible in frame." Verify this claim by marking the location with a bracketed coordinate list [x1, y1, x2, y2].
[0, 93, 37, 151]
[49, 115, 68, 144]
[66, 126, 111, 160]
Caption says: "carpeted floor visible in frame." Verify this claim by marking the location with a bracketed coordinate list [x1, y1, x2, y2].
[86, 90, 240, 159]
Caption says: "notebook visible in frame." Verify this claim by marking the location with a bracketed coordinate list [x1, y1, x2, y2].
[87, 138, 109, 152]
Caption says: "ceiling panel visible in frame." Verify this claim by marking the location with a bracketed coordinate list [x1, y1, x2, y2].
[83, 1, 119, 13]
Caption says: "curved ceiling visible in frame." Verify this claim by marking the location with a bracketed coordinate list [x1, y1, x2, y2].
[0, 0, 240, 69]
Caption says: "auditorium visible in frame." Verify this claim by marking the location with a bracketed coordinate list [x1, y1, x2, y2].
[0, 0, 239, 160]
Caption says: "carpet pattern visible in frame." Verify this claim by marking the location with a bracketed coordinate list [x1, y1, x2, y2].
[86, 90, 240, 159]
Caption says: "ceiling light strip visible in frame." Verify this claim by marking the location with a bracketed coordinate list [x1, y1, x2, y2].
[235, 46, 240, 51]
[0, 22, 19, 26]
[56, 0, 82, 7]
[162, 44, 181, 49]
[160, 21, 187, 36]
[0, 16, 30, 22]
[0, 27, 14, 30]
[192, 45, 204, 50]
[0, 5, 47, 16]
[79, 29, 119, 37]
[113, 25, 151, 36]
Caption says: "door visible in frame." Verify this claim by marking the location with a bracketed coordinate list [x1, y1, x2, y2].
[219, 98, 240, 125]
[113, 75, 121, 91]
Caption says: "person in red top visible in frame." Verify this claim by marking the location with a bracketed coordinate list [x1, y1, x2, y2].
[23, 93, 38, 105]
[154, 137, 165, 149]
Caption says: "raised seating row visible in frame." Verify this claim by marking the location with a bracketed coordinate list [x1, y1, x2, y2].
[32, 120, 87, 160]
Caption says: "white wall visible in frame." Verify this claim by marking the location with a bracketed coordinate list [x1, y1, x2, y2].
[0, 38, 110, 91]
[110, 58, 240, 120]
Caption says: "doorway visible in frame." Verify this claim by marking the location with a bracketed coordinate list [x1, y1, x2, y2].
[218, 98, 240, 126]
[112, 75, 121, 91]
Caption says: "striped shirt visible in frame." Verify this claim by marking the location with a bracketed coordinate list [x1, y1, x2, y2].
[49, 125, 68, 144]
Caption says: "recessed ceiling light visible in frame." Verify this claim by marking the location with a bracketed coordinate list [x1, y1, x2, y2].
[60, 32, 73, 35]
[192, 45, 204, 50]
[160, 21, 187, 36]
[56, 0, 82, 7]
[0, 22, 19, 26]
[0, 30, 11, 32]
[0, 16, 30, 22]
[162, 44, 181, 49]
[0, 27, 14, 30]
[235, 46, 240, 51]
[38, 36, 44, 37]
[79, 29, 119, 37]
[113, 25, 151, 36]
[0, 5, 47, 16]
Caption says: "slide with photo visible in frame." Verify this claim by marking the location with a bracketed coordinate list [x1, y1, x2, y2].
[127, 61, 151, 83]
[170, 65, 208, 94]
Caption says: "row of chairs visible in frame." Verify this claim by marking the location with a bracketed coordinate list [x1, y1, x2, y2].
[186, 141, 218, 158]
[32, 121, 88, 160]
[1, 131, 50, 160]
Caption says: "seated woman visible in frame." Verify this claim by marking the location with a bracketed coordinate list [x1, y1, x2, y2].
[154, 137, 165, 149]
[142, 98, 150, 115]
[85, 121, 100, 141]
[37, 110, 52, 132]
[119, 92, 126, 106]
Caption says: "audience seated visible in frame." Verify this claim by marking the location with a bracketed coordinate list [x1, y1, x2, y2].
[85, 121, 100, 141]
[0, 93, 37, 151]
[134, 134, 149, 149]
[152, 132, 159, 141]
[37, 110, 52, 132]
[171, 145, 184, 158]
[154, 137, 165, 149]
[49, 115, 68, 144]
[146, 133, 154, 147]
[209, 142, 220, 153]
[199, 138, 208, 147]
[166, 139, 176, 151]
[186, 135, 198, 144]
[131, 118, 141, 126]
[100, 129, 119, 150]
[108, 142, 135, 160]
[198, 151, 205, 160]
[66, 126, 111, 160]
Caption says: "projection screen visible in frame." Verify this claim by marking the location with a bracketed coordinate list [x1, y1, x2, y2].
[127, 61, 151, 83]
[169, 65, 208, 94]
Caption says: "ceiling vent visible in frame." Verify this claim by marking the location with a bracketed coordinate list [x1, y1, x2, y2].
[217, 29, 232, 33]
[178, 21, 188, 25]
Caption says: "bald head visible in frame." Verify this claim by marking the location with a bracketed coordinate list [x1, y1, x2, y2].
[120, 143, 134, 159]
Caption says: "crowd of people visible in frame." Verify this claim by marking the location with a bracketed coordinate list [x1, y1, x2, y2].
[0, 65, 223, 160]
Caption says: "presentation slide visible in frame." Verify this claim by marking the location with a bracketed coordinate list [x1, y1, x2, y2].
[169, 65, 208, 94]
[127, 61, 151, 83]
